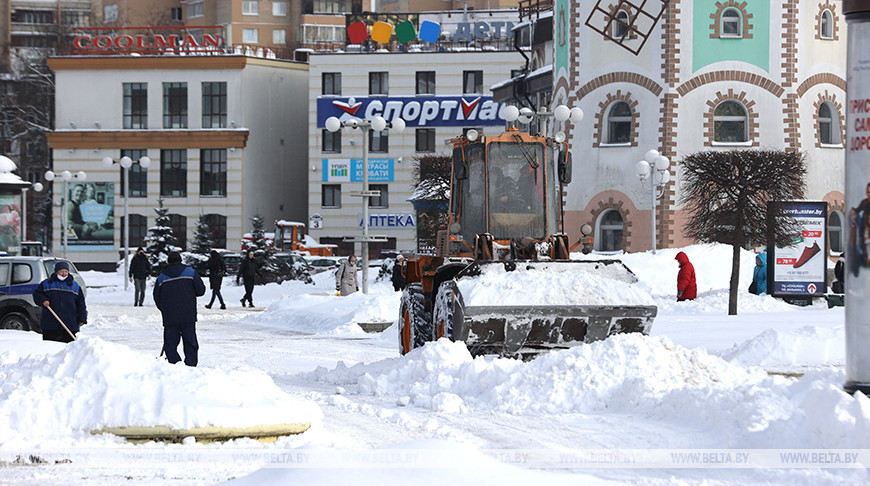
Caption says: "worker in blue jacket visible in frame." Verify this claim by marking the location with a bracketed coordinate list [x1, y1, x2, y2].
[153, 252, 206, 366]
[32, 261, 87, 343]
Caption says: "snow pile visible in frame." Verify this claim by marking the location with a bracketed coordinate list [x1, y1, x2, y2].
[255, 291, 401, 334]
[0, 336, 322, 443]
[456, 262, 655, 307]
[720, 325, 845, 369]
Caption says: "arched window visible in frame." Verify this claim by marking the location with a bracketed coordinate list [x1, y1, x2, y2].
[595, 209, 624, 251]
[713, 100, 748, 143]
[721, 8, 742, 37]
[819, 101, 840, 145]
[606, 101, 632, 144]
[204, 214, 227, 249]
[829, 211, 844, 253]
[613, 10, 629, 39]
[168, 214, 187, 250]
[821, 10, 834, 39]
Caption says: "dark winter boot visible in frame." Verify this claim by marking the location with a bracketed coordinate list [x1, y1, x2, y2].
[220, 304, 226, 310]
[240, 298, 246, 307]
[205, 304, 212, 309]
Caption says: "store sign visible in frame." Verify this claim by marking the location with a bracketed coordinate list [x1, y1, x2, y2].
[317, 96, 505, 128]
[768, 201, 828, 296]
[322, 159, 394, 182]
[359, 213, 416, 228]
[71, 26, 223, 55]
[346, 17, 515, 44]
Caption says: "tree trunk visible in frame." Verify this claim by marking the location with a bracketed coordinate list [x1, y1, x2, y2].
[729, 243, 741, 315]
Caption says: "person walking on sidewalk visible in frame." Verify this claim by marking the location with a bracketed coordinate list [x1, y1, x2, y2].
[32, 261, 87, 343]
[675, 251, 697, 302]
[153, 252, 206, 366]
[205, 250, 226, 309]
[237, 251, 260, 307]
[129, 247, 151, 306]
[336, 255, 359, 296]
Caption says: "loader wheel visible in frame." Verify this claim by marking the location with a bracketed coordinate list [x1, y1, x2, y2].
[398, 283, 433, 355]
[433, 282, 459, 341]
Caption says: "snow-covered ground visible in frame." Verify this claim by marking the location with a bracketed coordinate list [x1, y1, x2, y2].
[1, 244, 867, 485]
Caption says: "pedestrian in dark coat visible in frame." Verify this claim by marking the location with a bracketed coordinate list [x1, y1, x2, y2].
[391, 255, 406, 292]
[675, 251, 697, 301]
[32, 261, 87, 343]
[335, 255, 359, 296]
[153, 251, 206, 366]
[751, 251, 768, 295]
[205, 250, 226, 309]
[237, 251, 260, 307]
[129, 247, 151, 306]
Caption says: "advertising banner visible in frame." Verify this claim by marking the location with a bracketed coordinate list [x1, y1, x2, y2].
[322, 159, 394, 182]
[768, 201, 828, 296]
[0, 194, 22, 254]
[317, 96, 505, 128]
[66, 182, 114, 252]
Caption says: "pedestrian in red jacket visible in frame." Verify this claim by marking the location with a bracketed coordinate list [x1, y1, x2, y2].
[675, 251, 697, 301]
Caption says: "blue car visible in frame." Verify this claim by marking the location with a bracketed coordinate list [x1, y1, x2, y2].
[0, 257, 86, 332]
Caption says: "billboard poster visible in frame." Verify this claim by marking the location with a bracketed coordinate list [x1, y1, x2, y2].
[768, 201, 828, 296]
[66, 182, 114, 252]
[322, 159, 394, 182]
[0, 194, 22, 255]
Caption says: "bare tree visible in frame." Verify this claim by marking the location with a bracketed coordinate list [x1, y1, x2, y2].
[409, 154, 451, 253]
[680, 149, 806, 314]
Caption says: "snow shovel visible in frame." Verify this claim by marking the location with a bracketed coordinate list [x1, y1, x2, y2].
[46, 305, 76, 341]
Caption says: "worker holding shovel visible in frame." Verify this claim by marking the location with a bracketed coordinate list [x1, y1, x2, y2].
[32, 261, 87, 343]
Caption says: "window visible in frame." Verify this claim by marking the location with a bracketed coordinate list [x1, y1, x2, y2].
[369, 184, 388, 208]
[12, 263, 32, 285]
[0, 263, 8, 285]
[369, 130, 388, 152]
[104, 5, 119, 23]
[243, 29, 259, 43]
[273, 2, 288, 15]
[322, 129, 341, 152]
[120, 214, 148, 248]
[416, 71, 435, 95]
[463, 71, 483, 94]
[202, 82, 227, 128]
[123, 83, 147, 129]
[605, 101, 632, 144]
[713, 100, 748, 143]
[596, 209, 623, 251]
[168, 214, 187, 249]
[819, 102, 840, 145]
[242, 0, 259, 15]
[416, 128, 435, 152]
[302, 24, 345, 43]
[322, 184, 341, 208]
[721, 8, 741, 37]
[369, 72, 388, 95]
[121, 149, 148, 197]
[188, 0, 203, 18]
[830, 211, 844, 253]
[160, 149, 187, 197]
[273, 29, 286, 44]
[204, 214, 227, 248]
[171, 7, 182, 21]
[323, 73, 341, 95]
[162, 82, 187, 128]
[200, 149, 227, 196]
[613, 10, 629, 39]
[821, 10, 834, 39]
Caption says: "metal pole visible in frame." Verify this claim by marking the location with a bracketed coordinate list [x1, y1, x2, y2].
[651, 175, 657, 254]
[123, 165, 129, 291]
[62, 179, 67, 259]
[21, 188, 27, 247]
[361, 123, 370, 294]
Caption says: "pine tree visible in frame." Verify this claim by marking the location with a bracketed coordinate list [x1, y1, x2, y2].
[189, 214, 215, 274]
[144, 197, 176, 276]
[247, 214, 277, 271]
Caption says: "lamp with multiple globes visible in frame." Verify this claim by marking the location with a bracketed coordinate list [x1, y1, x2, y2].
[635, 149, 671, 254]
[102, 155, 151, 290]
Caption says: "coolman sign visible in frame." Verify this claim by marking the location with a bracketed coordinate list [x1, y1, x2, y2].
[317, 96, 506, 128]
[71, 26, 224, 55]
[322, 159, 394, 182]
[768, 201, 828, 297]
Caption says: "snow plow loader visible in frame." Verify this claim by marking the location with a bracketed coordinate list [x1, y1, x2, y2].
[398, 126, 657, 358]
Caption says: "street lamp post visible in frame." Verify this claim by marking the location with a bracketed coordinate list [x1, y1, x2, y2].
[102, 155, 151, 290]
[43, 169, 88, 259]
[634, 149, 671, 254]
[324, 112, 405, 294]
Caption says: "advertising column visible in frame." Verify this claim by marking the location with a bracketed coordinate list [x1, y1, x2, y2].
[844, 0, 870, 394]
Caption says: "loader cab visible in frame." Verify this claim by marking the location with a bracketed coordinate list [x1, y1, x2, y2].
[451, 131, 558, 246]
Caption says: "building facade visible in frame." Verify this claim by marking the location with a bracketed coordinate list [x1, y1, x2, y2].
[47, 54, 309, 266]
[547, 0, 847, 254]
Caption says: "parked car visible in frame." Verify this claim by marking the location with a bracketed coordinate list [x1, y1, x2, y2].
[307, 257, 343, 275]
[222, 253, 242, 276]
[0, 256, 86, 332]
[274, 253, 314, 284]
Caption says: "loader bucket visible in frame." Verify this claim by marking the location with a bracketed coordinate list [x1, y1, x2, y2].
[438, 260, 657, 357]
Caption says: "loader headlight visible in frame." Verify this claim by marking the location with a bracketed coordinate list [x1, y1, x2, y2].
[449, 222, 461, 234]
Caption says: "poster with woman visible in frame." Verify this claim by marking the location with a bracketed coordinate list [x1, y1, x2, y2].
[66, 182, 114, 252]
[0, 195, 21, 254]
